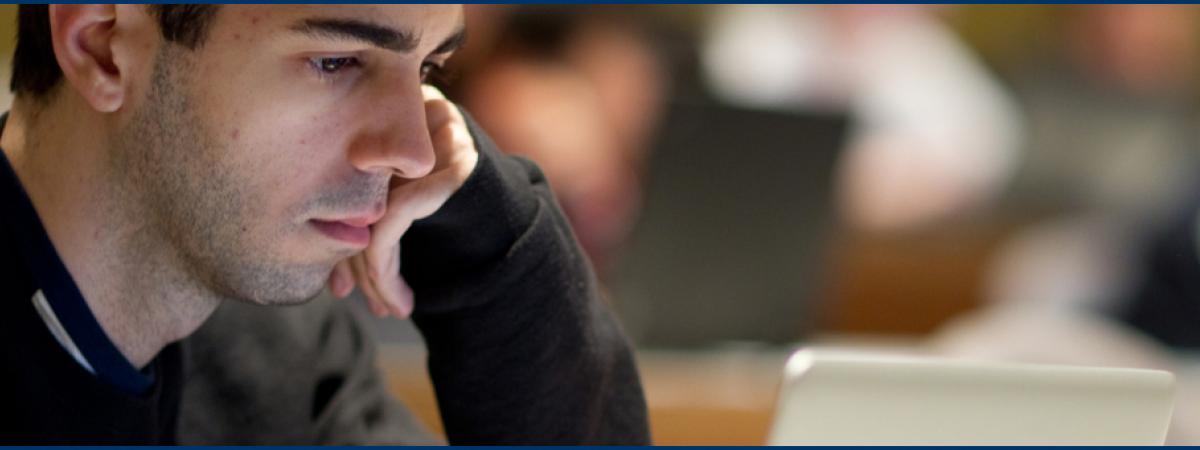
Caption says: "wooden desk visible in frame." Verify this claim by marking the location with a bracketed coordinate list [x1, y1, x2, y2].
[378, 345, 788, 445]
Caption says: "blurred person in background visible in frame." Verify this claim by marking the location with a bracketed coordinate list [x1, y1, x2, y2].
[702, 4, 1024, 232]
[458, 6, 669, 279]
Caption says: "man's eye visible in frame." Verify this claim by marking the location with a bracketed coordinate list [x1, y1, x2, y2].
[311, 56, 360, 75]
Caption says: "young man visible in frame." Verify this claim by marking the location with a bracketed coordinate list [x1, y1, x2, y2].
[0, 5, 648, 444]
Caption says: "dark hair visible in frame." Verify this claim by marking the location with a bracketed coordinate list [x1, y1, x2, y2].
[10, 5, 219, 100]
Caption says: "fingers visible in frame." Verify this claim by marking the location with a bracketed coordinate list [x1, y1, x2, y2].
[365, 213, 412, 285]
[350, 254, 389, 317]
[330, 85, 476, 321]
[328, 259, 354, 298]
[432, 115, 479, 180]
[369, 258, 415, 318]
[422, 84, 447, 101]
[424, 97, 456, 144]
[365, 99, 476, 270]
[423, 86, 457, 139]
[348, 250, 414, 319]
[368, 170, 456, 269]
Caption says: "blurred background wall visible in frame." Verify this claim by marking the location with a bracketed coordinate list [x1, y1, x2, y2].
[5, 4, 1200, 444]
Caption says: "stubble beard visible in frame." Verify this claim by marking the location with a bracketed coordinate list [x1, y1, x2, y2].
[109, 46, 329, 307]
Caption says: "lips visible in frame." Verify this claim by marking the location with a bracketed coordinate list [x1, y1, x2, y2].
[309, 209, 384, 249]
[335, 214, 382, 228]
[310, 219, 372, 248]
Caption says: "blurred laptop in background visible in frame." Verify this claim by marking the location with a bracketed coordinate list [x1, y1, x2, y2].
[613, 101, 848, 347]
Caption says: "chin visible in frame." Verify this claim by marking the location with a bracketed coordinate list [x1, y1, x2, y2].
[216, 261, 332, 306]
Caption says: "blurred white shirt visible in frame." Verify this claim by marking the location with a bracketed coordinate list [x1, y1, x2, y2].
[702, 5, 1023, 231]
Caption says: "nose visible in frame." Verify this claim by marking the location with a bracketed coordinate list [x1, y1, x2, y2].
[346, 83, 437, 179]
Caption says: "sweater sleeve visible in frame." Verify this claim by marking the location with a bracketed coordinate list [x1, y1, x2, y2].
[401, 110, 651, 445]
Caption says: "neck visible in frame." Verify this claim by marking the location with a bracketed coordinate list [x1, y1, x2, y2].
[2, 97, 220, 369]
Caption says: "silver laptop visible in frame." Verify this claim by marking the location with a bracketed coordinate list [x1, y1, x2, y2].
[768, 350, 1176, 445]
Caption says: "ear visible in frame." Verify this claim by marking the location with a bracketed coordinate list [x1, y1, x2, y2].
[49, 5, 125, 113]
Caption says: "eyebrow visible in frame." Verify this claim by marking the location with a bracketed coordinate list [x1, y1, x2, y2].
[292, 18, 467, 55]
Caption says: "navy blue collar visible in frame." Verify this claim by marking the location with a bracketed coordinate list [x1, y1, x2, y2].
[0, 114, 153, 395]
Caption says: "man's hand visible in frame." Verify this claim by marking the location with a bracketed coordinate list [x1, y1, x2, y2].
[326, 86, 479, 318]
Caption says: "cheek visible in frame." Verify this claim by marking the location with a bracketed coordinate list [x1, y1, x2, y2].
[224, 115, 356, 217]
[192, 67, 365, 216]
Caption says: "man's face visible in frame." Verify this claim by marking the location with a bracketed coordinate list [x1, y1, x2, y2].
[112, 5, 464, 305]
